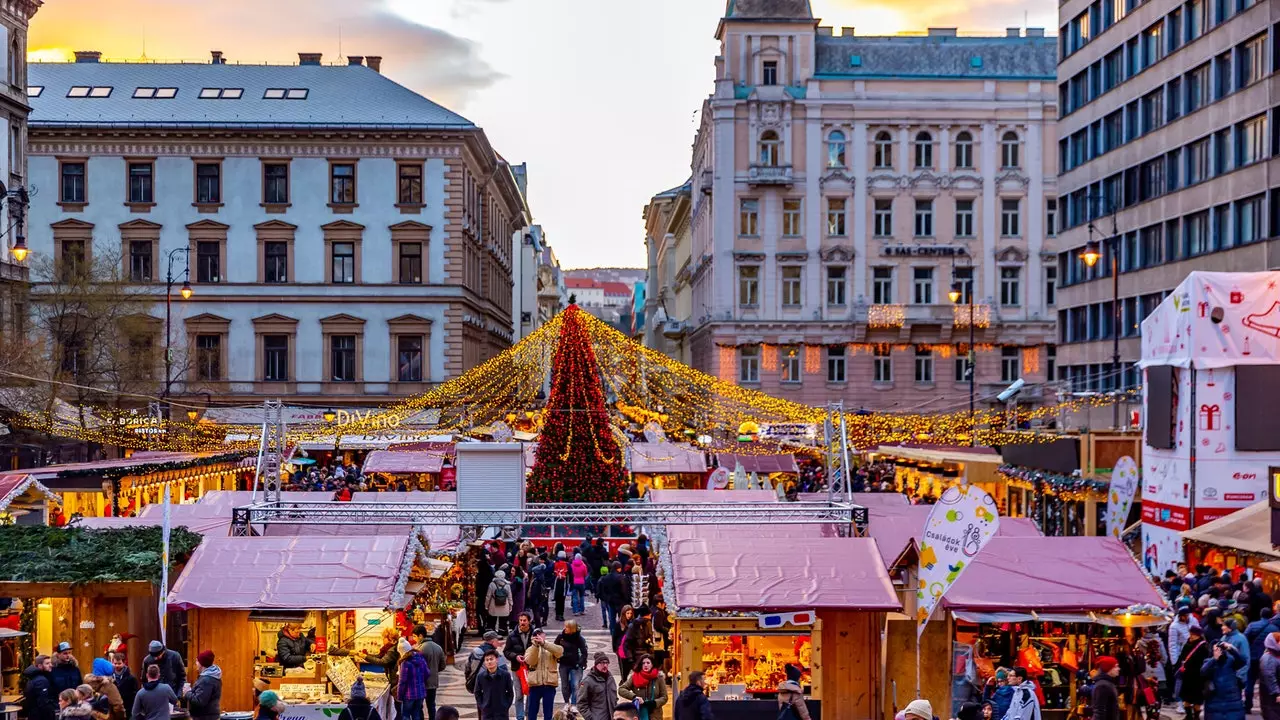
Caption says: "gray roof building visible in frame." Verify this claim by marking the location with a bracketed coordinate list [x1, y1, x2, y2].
[815, 31, 1057, 80]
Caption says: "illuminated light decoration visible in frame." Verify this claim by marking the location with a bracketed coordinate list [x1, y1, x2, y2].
[1022, 347, 1041, 374]
[952, 304, 991, 329]
[868, 304, 906, 329]
[718, 346, 737, 383]
[761, 344, 779, 372]
[804, 345, 821, 374]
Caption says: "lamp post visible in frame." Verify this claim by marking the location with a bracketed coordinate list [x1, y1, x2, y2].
[4, 185, 29, 263]
[162, 247, 192, 415]
[950, 269, 976, 446]
[1077, 194, 1122, 430]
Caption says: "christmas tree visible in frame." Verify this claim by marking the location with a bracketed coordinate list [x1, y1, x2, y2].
[526, 305, 627, 504]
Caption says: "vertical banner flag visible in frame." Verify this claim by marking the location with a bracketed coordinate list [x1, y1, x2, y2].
[1106, 456, 1140, 540]
[158, 483, 171, 645]
[917, 485, 1001, 636]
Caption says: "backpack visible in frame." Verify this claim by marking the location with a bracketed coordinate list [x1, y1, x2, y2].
[464, 656, 480, 693]
[493, 583, 510, 606]
[777, 703, 798, 720]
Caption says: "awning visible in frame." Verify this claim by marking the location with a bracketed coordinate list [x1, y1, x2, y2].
[362, 451, 445, 475]
[715, 452, 799, 474]
[865, 503, 1041, 570]
[13, 453, 243, 483]
[953, 611, 1100, 625]
[874, 444, 1003, 465]
[629, 442, 707, 474]
[1181, 501, 1276, 559]
[647, 489, 781, 504]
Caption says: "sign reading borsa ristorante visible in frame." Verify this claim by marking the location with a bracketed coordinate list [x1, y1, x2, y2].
[881, 246, 969, 257]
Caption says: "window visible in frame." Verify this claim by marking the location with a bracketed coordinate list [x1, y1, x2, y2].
[946, 199, 973, 238]
[127, 162, 153, 204]
[759, 131, 780, 167]
[263, 88, 308, 100]
[783, 199, 802, 236]
[1001, 347, 1019, 383]
[194, 162, 221, 204]
[128, 240, 152, 282]
[914, 347, 934, 383]
[739, 345, 760, 384]
[398, 242, 423, 284]
[1236, 195, 1264, 245]
[27, 86, 42, 97]
[1103, 49, 1123, 91]
[132, 87, 178, 98]
[1001, 198, 1020, 237]
[1046, 345, 1056, 381]
[330, 163, 356, 204]
[264, 241, 288, 283]
[1046, 199, 1058, 237]
[59, 240, 86, 281]
[873, 267, 894, 304]
[1187, 137, 1210, 185]
[1238, 34, 1266, 88]
[263, 88, 286, 99]
[913, 267, 934, 304]
[198, 87, 242, 99]
[1140, 89, 1164, 134]
[263, 163, 289, 205]
[1238, 115, 1266, 166]
[195, 241, 221, 283]
[781, 345, 801, 383]
[1185, 210, 1210, 255]
[397, 336, 423, 382]
[827, 346, 846, 383]
[914, 199, 933, 237]
[1045, 265, 1057, 306]
[873, 346, 892, 383]
[1187, 0, 1205, 39]
[398, 163, 423, 205]
[1142, 22, 1163, 67]
[1214, 128, 1232, 175]
[60, 161, 86, 203]
[762, 60, 778, 86]
[913, 131, 933, 169]
[1214, 52, 1232, 100]
[826, 197, 846, 236]
[331, 242, 356, 284]
[827, 130, 846, 168]
[781, 266, 802, 307]
[826, 266, 847, 306]
[263, 335, 289, 382]
[1000, 132, 1020, 168]
[873, 199, 893, 237]
[330, 335, 357, 382]
[739, 199, 759, 235]
[1187, 63, 1210, 113]
[1000, 267, 1021, 306]
[195, 334, 222, 381]
[738, 266, 759, 306]
[954, 131, 974, 169]
[67, 86, 90, 98]
[285, 88, 307, 100]
[873, 131, 893, 168]
[953, 267, 973, 304]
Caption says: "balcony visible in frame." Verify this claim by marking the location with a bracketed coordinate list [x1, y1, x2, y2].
[699, 169, 714, 195]
[857, 304, 960, 327]
[746, 164, 794, 186]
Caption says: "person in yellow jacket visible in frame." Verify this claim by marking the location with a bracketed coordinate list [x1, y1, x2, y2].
[618, 655, 667, 720]
[523, 628, 563, 720]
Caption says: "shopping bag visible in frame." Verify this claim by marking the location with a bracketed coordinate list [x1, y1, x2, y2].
[517, 665, 530, 695]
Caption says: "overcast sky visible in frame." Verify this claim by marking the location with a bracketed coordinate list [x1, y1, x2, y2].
[29, 0, 1055, 269]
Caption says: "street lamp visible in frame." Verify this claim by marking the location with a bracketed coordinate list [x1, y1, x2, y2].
[947, 284, 962, 304]
[186, 409, 199, 422]
[10, 235, 27, 262]
[1077, 194, 1122, 430]
[162, 247, 192, 415]
[180, 280, 193, 300]
[322, 408, 337, 423]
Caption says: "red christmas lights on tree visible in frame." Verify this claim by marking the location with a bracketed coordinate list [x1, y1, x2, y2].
[526, 305, 627, 504]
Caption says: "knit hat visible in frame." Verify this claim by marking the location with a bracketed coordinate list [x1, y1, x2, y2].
[904, 699, 933, 720]
[995, 668, 1009, 682]
[483, 631, 501, 641]
[91, 658, 113, 676]
[785, 663, 802, 683]
[197, 650, 215, 667]
[558, 551, 566, 559]
[349, 677, 367, 700]
[1176, 606, 1192, 615]
[148, 641, 164, 653]
[258, 691, 280, 710]
[397, 638, 412, 655]
[1267, 632, 1280, 652]
[1095, 656, 1118, 673]
[592, 652, 611, 665]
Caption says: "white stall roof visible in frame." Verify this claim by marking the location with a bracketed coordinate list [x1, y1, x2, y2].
[1140, 271, 1280, 369]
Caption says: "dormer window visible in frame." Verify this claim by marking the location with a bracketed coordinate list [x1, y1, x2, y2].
[762, 60, 778, 86]
[198, 87, 243, 99]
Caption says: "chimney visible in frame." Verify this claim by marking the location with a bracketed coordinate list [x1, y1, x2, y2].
[347, 56, 364, 66]
[816, 26, 832, 36]
[927, 27, 958, 37]
[840, 26, 855, 37]
[1006, 27, 1021, 37]
[210, 50, 225, 65]
[73, 50, 101, 64]
[1025, 27, 1045, 37]
[365, 56, 382, 73]
[298, 52, 322, 66]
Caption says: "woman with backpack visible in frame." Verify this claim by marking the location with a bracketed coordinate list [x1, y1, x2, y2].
[485, 570, 514, 635]
[776, 677, 812, 720]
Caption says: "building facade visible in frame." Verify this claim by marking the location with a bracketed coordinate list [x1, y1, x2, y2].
[1054, 0, 1280, 398]
[0, 0, 40, 359]
[686, 0, 1060, 411]
[643, 180, 694, 365]
[24, 52, 527, 408]
[511, 224, 566, 339]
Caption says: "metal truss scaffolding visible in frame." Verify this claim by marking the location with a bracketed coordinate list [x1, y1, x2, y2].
[824, 401, 853, 503]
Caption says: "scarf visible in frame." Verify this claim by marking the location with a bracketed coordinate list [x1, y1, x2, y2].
[630, 667, 660, 689]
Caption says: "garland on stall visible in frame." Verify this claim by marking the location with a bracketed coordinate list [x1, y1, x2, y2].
[998, 464, 1109, 496]
[65, 452, 250, 482]
[0, 526, 203, 584]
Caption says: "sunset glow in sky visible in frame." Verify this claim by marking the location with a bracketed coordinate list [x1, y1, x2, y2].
[29, 0, 1054, 269]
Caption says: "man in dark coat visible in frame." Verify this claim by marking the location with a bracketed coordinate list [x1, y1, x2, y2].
[50, 642, 83, 693]
[275, 624, 314, 669]
[109, 653, 139, 720]
[596, 564, 626, 633]
[22, 655, 58, 720]
[184, 650, 222, 720]
[1201, 640, 1247, 720]
[673, 671, 713, 720]
[1176, 625, 1211, 715]
[1091, 657, 1120, 720]
[472, 650, 514, 720]
[141, 641, 186, 697]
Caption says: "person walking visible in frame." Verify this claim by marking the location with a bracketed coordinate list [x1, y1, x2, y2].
[576, 654, 617, 720]
[612, 606, 635, 680]
[337, 678, 382, 720]
[523, 628, 563, 720]
[504, 613, 534, 720]
[1003, 667, 1042, 720]
[108, 654, 138, 720]
[617, 655, 667, 720]
[1091, 657, 1120, 720]
[184, 651, 222, 720]
[983, 669, 1015, 720]
[83, 672, 123, 720]
[1201, 640, 1246, 720]
[597, 565, 625, 633]
[473, 650, 515, 720]
[1259, 632, 1280, 720]
[397, 639, 430, 720]
[1135, 628, 1168, 712]
[255, 691, 283, 720]
[1246, 609, 1278, 713]
[130, 666, 176, 720]
[486, 570, 515, 635]
[673, 671, 713, 720]
[1176, 626, 1212, 720]
[775, 676, 811, 720]
[51, 643, 83, 694]
[555, 621, 588, 706]
[1170, 607, 1201, 708]
[570, 554, 589, 617]
[141, 641, 185, 697]
[619, 608, 652, 683]
[552, 553, 570, 623]
[413, 625, 446, 720]
[58, 689, 92, 720]
[23, 655, 59, 720]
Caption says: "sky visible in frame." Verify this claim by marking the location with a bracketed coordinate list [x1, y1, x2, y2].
[28, 0, 1056, 270]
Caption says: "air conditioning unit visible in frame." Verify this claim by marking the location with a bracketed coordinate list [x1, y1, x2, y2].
[662, 320, 686, 339]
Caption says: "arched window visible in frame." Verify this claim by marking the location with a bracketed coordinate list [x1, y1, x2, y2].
[759, 130, 780, 167]
[954, 131, 974, 169]
[827, 130, 846, 168]
[873, 131, 894, 169]
[1001, 131, 1020, 168]
[914, 131, 933, 169]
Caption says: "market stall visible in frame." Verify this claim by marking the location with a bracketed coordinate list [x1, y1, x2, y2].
[664, 523, 900, 720]
[870, 445, 1004, 508]
[1181, 501, 1280, 590]
[168, 531, 456, 714]
[0, 475, 57, 526]
[360, 451, 446, 490]
[999, 464, 1112, 536]
[628, 442, 708, 492]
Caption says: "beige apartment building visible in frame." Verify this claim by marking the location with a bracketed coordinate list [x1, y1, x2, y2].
[1054, 0, 1280, 394]
[643, 179, 693, 365]
[676, 0, 1060, 412]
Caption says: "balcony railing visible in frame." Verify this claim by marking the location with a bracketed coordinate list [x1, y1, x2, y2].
[746, 164, 794, 185]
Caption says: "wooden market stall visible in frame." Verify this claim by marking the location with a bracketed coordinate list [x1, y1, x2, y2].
[0, 475, 57, 526]
[1181, 501, 1280, 590]
[663, 523, 900, 720]
[871, 445, 1004, 507]
[628, 442, 708, 492]
[360, 451, 446, 490]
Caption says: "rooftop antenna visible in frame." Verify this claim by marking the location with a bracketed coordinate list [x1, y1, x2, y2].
[140, 24, 147, 61]
[338, 24, 342, 64]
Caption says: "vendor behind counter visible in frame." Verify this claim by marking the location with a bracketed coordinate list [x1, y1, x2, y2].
[276, 624, 315, 670]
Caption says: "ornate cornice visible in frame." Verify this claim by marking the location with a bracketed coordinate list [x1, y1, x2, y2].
[31, 139, 461, 159]
[733, 251, 766, 262]
[994, 169, 1030, 188]
[819, 169, 855, 188]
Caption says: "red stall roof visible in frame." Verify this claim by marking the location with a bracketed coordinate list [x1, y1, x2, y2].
[866, 504, 1042, 570]
[168, 535, 415, 610]
[362, 451, 445, 475]
[628, 443, 707, 474]
[668, 525, 898, 611]
[715, 452, 800, 474]
[942, 536, 1166, 612]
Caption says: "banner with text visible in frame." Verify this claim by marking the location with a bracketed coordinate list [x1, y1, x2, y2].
[1106, 456, 1140, 539]
[917, 484, 1001, 636]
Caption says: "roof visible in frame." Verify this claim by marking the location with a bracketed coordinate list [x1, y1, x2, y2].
[724, 0, 814, 20]
[14, 452, 242, 482]
[815, 34, 1057, 79]
[601, 282, 632, 297]
[1140, 271, 1280, 369]
[1181, 501, 1275, 559]
[866, 503, 1041, 569]
[28, 62, 473, 130]
[362, 450, 445, 475]
[716, 452, 800, 474]
[0, 475, 58, 512]
[943, 536, 1166, 612]
[629, 442, 707, 474]
[875, 444, 1001, 465]
[168, 535, 416, 610]
[564, 278, 601, 289]
[668, 525, 898, 611]
[646, 489, 780, 504]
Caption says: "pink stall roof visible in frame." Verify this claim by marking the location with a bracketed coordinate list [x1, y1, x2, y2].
[867, 504, 1042, 570]
[628, 443, 708, 474]
[715, 452, 800, 474]
[168, 535, 413, 610]
[942, 536, 1166, 611]
[17, 453, 236, 481]
[668, 525, 898, 610]
[797, 492, 911, 507]
[646, 489, 779, 504]
[362, 451, 445, 475]
[0, 474, 58, 511]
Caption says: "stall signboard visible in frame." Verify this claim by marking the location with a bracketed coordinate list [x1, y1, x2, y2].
[1105, 456, 1140, 539]
[760, 423, 817, 443]
[917, 484, 1001, 636]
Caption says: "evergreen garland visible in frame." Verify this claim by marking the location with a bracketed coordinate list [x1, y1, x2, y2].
[72, 452, 248, 482]
[0, 526, 203, 584]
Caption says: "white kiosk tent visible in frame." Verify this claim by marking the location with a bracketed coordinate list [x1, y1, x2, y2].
[1138, 271, 1280, 574]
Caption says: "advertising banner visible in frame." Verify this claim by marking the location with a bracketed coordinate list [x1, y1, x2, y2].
[917, 484, 1000, 636]
[1106, 456, 1139, 539]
